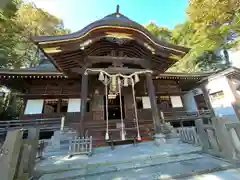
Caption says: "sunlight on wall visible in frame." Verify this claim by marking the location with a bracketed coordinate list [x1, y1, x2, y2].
[228, 48, 240, 68]
[67, 98, 81, 112]
[24, 99, 44, 114]
[207, 76, 238, 121]
[183, 91, 198, 112]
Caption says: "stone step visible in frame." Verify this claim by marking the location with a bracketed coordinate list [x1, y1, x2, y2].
[37, 147, 202, 174]
[37, 154, 234, 180]
[37, 153, 203, 178]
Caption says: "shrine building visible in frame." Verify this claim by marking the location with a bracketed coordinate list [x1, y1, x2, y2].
[1, 7, 240, 145]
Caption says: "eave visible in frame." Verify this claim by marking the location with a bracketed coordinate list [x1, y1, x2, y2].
[0, 69, 67, 79]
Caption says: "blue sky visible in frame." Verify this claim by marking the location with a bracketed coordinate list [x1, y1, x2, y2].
[24, 0, 188, 32]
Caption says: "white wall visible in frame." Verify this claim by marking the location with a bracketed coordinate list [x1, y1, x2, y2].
[170, 96, 183, 108]
[183, 91, 198, 112]
[206, 76, 238, 121]
[67, 98, 81, 112]
[228, 48, 240, 68]
[24, 99, 44, 115]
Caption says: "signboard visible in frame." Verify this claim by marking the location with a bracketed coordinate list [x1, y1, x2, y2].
[24, 99, 44, 114]
[142, 96, 151, 109]
[67, 99, 81, 112]
[170, 96, 183, 108]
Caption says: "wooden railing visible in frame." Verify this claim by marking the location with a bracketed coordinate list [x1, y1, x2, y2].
[161, 110, 212, 122]
[0, 109, 213, 136]
[0, 117, 61, 135]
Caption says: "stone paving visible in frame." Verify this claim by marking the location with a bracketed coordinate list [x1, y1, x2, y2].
[184, 168, 240, 180]
[35, 138, 239, 180]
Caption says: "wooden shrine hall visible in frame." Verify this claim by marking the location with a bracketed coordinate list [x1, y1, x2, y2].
[0, 7, 213, 145]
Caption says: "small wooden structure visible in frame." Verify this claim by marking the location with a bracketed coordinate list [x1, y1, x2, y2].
[68, 136, 92, 157]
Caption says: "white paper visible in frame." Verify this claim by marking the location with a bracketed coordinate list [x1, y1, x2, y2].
[24, 99, 44, 114]
[67, 99, 81, 112]
[142, 96, 151, 109]
[170, 96, 183, 108]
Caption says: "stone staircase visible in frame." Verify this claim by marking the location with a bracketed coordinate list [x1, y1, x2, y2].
[35, 139, 239, 180]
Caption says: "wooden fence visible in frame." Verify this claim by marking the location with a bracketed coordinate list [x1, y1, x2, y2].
[68, 136, 93, 157]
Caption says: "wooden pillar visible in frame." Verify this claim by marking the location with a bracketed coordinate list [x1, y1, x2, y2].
[80, 72, 88, 136]
[57, 99, 61, 113]
[146, 72, 162, 134]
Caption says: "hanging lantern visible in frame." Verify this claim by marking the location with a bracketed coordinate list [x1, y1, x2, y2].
[110, 75, 117, 93]
[98, 71, 104, 81]
[123, 77, 128, 87]
[134, 74, 140, 83]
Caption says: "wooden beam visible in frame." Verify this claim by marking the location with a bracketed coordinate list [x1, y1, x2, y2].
[87, 55, 151, 68]
[88, 56, 146, 63]
[71, 67, 148, 75]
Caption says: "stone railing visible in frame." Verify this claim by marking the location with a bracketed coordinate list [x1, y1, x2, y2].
[225, 123, 240, 160]
[179, 127, 201, 146]
[0, 128, 39, 180]
[162, 110, 212, 122]
[195, 117, 240, 162]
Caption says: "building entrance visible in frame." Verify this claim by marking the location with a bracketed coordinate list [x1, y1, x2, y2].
[194, 94, 208, 110]
[104, 95, 125, 120]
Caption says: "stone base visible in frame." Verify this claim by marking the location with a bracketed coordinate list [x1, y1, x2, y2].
[45, 129, 77, 152]
[154, 133, 166, 145]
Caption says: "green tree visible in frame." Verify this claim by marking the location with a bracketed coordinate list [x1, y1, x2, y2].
[0, 0, 22, 68]
[146, 22, 173, 43]
[186, 0, 240, 51]
[146, 0, 240, 72]
[0, 89, 24, 120]
[0, 1, 70, 68]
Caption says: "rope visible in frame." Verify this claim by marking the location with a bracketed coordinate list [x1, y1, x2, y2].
[85, 69, 152, 141]
[85, 69, 152, 79]
[131, 78, 141, 141]
[118, 77, 125, 140]
[105, 80, 109, 140]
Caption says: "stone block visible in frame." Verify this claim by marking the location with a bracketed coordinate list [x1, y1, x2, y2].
[154, 133, 166, 145]
[0, 130, 23, 180]
[45, 130, 77, 152]
[212, 117, 237, 160]
[195, 119, 210, 151]
[16, 144, 31, 179]
[27, 128, 40, 177]
[206, 129, 220, 152]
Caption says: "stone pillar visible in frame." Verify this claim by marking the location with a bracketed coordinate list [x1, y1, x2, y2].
[195, 119, 210, 151]
[0, 130, 23, 180]
[146, 73, 165, 144]
[80, 72, 88, 136]
[200, 84, 215, 116]
[212, 117, 237, 160]
[28, 128, 40, 177]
